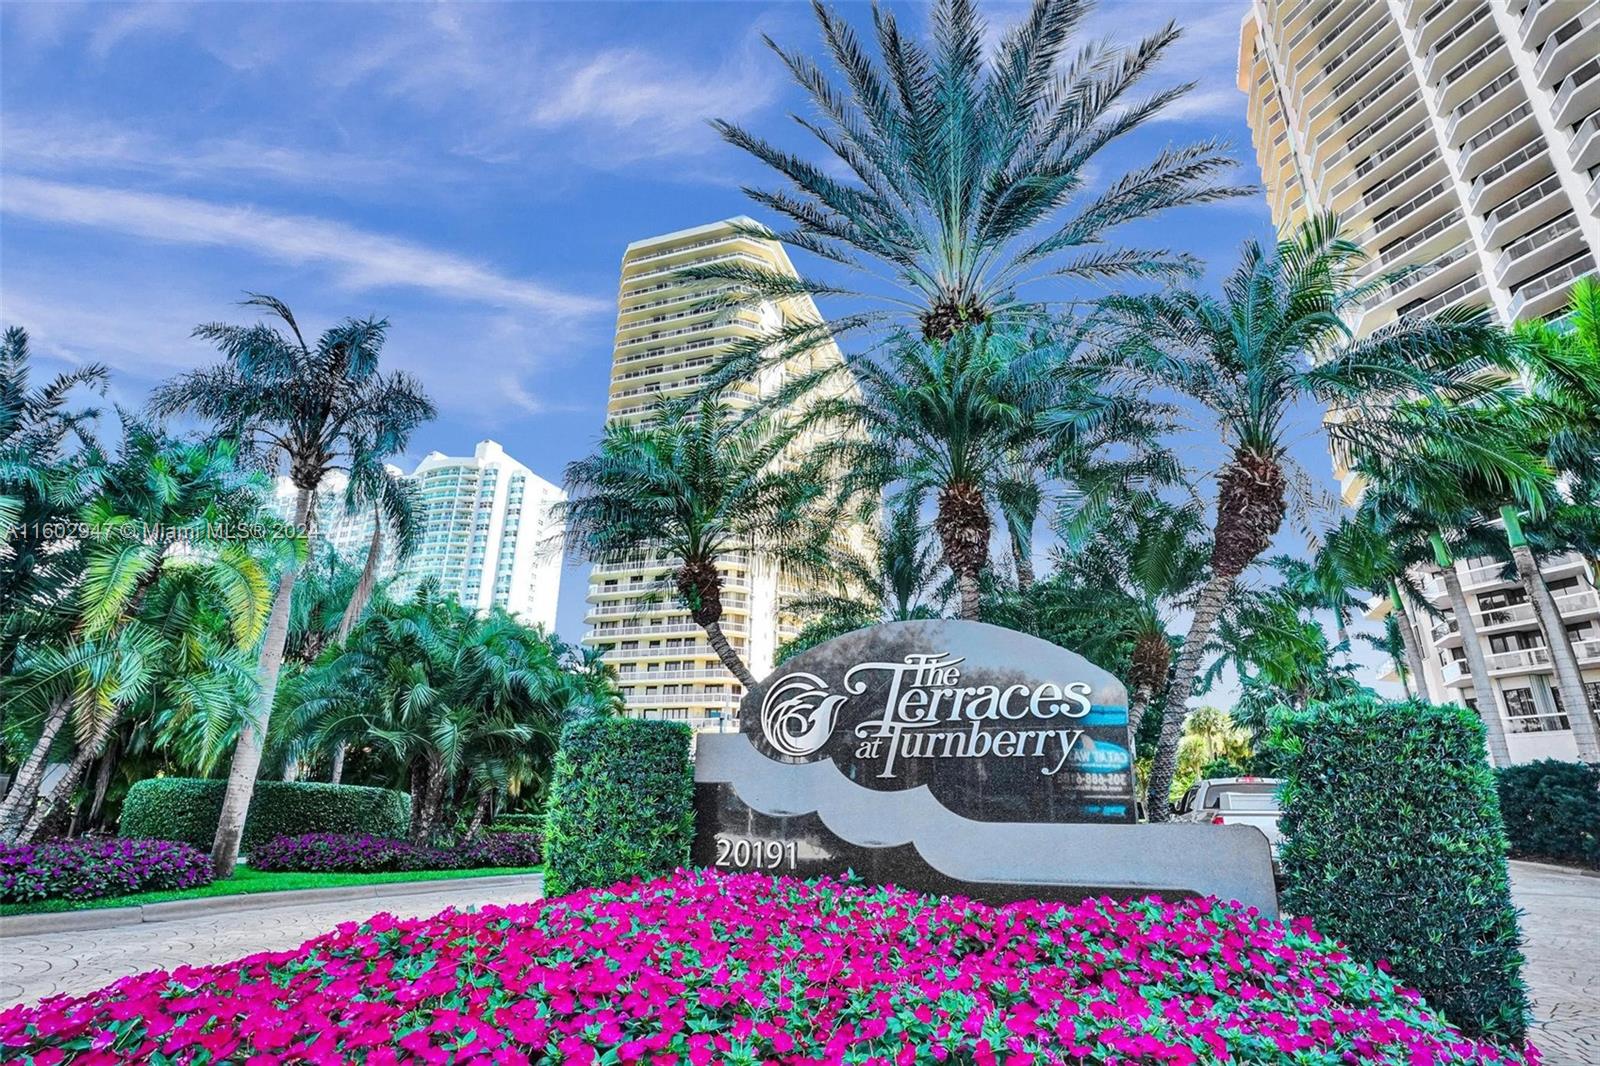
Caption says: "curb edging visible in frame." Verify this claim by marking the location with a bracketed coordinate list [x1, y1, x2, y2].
[1, 872, 544, 937]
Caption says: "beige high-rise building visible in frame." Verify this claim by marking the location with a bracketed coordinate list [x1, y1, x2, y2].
[1238, 0, 1600, 763]
[581, 218, 852, 731]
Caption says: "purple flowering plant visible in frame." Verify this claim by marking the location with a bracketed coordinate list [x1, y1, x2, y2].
[247, 831, 541, 873]
[1, 837, 213, 904]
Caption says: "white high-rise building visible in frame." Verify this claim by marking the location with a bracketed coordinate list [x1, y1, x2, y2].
[395, 441, 564, 628]
[580, 218, 858, 731]
[269, 440, 564, 631]
[1237, 0, 1600, 763]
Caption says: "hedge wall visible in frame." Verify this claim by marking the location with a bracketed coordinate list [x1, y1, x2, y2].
[1270, 694, 1528, 1046]
[120, 778, 410, 850]
[1497, 759, 1600, 869]
[543, 718, 694, 897]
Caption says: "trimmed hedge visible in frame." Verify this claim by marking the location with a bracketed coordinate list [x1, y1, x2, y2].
[1497, 759, 1600, 869]
[248, 832, 541, 873]
[119, 778, 410, 850]
[543, 718, 694, 896]
[1271, 694, 1528, 1045]
[487, 813, 545, 835]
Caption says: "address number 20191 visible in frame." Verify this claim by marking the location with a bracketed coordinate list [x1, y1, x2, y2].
[713, 836, 797, 870]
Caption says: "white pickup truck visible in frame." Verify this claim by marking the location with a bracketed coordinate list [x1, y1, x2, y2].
[1173, 777, 1285, 858]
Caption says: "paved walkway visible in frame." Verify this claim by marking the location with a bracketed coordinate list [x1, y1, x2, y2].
[1, 881, 544, 1007]
[1512, 860, 1600, 1065]
[3, 863, 1594, 1063]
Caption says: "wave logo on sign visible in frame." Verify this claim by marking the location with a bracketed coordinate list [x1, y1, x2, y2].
[760, 672, 847, 758]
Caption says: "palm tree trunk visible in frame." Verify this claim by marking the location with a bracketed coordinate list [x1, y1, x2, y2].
[702, 618, 757, 689]
[1390, 584, 1432, 704]
[87, 733, 117, 829]
[336, 510, 384, 644]
[1438, 557, 1512, 767]
[1146, 573, 1233, 822]
[19, 717, 115, 843]
[412, 754, 447, 844]
[329, 743, 347, 785]
[937, 482, 990, 622]
[212, 486, 311, 878]
[1394, 655, 1414, 700]
[1509, 542, 1600, 761]
[467, 787, 491, 839]
[1011, 527, 1035, 594]
[0, 696, 71, 843]
[1333, 605, 1351, 664]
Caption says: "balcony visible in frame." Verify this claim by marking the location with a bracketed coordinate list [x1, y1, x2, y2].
[1509, 254, 1598, 320]
[1435, 40, 1509, 113]
[1365, 242, 1473, 313]
[1572, 111, 1600, 170]
[1373, 209, 1465, 264]
[1359, 152, 1444, 213]
[1335, 121, 1431, 199]
[1397, 273, 1485, 321]
[1445, 68, 1520, 148]
[1533, 7, 1600, 89]
[1423, 5, 1495, 82]
[1460, 104, 1536, 177]
[1553, 57, 1600, 127]
[1486, 647, 1552, 675]
[1440, 658, 1471, 686]
[1521, 0, 1568, 45]
[1368, 178, 1452, 241]
[1494, 213, 1583, 288]
[1482, 173, 1565, 249]
[1590, 170, 1600, 214]
[1411, 0, 1467, 39]
[1468, 140, 1552, 214]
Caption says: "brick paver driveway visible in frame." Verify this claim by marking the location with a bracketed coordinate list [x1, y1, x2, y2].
[1, 881, 543, 1007]
[2, 862, 1593, 1062]
[1513, 860, 1600, 1065]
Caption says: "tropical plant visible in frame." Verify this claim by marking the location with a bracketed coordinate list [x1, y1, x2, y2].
[694, 0, 1248, 366]
[777, 495, 949, 663]
[0, 328, 105, 684]
[288, 585, 595, 842]
[1171, 705, 1253, 802]
[1201, 581, 1359, 722]
[562, 397, 831, 686]
[1111, 213, 1539, 818]
[1053, 493, 1207, 741]
[0, 426, 272, 842]
[152, 295, 435, 876]
[332, 457, 420, 645]
[1513, 276, 1600, 498]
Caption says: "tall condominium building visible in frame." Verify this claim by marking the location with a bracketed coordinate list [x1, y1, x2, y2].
[581, 218, 853, 731]
[1238, 0, 1600, 763]
[270, 440, 565, 631]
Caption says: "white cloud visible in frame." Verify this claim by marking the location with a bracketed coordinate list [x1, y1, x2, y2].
[1, 117, 435, 190]
[86, 3, 191, 60]
[1, 176, 606, 317]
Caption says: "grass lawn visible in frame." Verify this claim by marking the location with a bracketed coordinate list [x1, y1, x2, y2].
[1, 864, 543, 917]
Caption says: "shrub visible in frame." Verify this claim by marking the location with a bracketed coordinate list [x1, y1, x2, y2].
[1271, 694, 1528, 1045]
[1, 837, 213, 904]
[1497, 759, 1600, 869]
[486, 812, 544, 835]
[247, 832, 541, 873]
[543, 717, 693, 896]
[0, 870, 1533, 1064]
[119, 778, 409, 849]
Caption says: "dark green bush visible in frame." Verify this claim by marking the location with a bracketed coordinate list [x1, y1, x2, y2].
[488, 813, 545, 834]
[1271, 694, 1528, 1045]
[543, 718, 694, 897]
[119, 778, 410, 850]
[1496, 759, 1600, 869]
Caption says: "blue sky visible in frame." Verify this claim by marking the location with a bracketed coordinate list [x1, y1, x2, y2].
[1, 1, 1379, 674]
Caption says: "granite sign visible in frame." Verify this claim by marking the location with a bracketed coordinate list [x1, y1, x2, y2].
[692, 620, 1278, 913]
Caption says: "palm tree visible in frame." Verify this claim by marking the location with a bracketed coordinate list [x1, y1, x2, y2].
[0, 427, 272, 841]
[291, 587, 576, 841]
[333, 455, 420, 645]
[1514, 277, 1600, 498]
[563, 397, 832, 688]
[1114, 214, 1537, 818]
[693, 0, 1248, 371]
[152, 295, 435, 876]
[0, 328, 106, 684]
[778, 495, 950, 662]
[1054, 493, 1207, 741]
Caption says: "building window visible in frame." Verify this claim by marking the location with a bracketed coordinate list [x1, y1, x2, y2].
[1503, 686, 1568, 733]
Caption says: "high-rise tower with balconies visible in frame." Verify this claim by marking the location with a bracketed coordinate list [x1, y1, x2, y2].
[580, 218, 853, 731]
[1238, 0, 1600, 763]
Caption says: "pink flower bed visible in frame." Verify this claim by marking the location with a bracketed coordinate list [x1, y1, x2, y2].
[1, 869, 1534, 1065]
